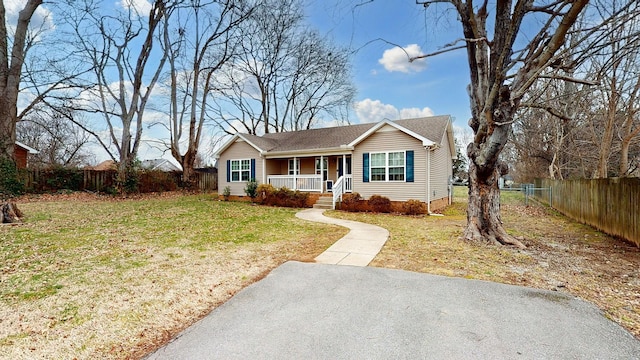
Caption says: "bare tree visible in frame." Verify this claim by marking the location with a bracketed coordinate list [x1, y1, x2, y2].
[513, 72, 594, 181]
[213, 0, 355, 135]
[415, 0, 595, 247]
[590, 1, 640, 178]
[17, 108, 93, 168]
[67, 0, 175, 186]
[162, 0, 253, 183]
[510, 1, 640, 181]
[0, 0, 43, 164]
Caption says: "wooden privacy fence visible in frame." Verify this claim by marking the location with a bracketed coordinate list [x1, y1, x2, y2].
[533, 178, 640, 247]
[23, 169, 217, 193]
[193, 172, 217, 192]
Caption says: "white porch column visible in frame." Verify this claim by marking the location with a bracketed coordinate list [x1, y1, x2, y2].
[262, 154, 266, 185]
[293, 156, 297, 190]
[320, 155, 325, 192]
[342, 154, 346, 178]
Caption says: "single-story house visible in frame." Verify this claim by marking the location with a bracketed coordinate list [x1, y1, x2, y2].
[14, 141, 39, 169]
[214, 115, 455, 211]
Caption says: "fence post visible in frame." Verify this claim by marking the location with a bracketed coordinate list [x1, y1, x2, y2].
[549, 186, 552, 207]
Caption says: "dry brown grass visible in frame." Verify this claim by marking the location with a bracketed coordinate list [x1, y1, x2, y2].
[0, 192, 346, 359]
[3, 188, 639, 359]
[328, 187, 640, 339]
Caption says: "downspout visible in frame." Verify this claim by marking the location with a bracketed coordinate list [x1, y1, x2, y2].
[426, 146, 431, 214]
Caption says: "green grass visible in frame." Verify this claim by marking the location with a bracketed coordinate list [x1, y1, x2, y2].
[1, 196, 331, 302]
[0, 194, 345, 359]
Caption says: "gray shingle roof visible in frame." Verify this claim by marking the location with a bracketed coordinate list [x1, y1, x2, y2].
[393, 115, 451, 144]
[239, 115, 451, 153]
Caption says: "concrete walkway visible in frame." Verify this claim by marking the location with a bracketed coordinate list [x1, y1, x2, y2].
[295, 208, 389, 266]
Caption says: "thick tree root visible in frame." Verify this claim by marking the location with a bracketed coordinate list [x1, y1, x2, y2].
[461, 224, 526, 249]
[1, 201, 23, 223]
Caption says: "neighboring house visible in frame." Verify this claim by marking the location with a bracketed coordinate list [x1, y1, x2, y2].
[141, 159, 182, 172]
[215, 115, 455, 211]
[89, 160, 117, 171]
[14, 141, 38, 169]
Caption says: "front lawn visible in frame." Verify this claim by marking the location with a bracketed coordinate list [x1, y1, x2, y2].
[329, 186, 640, 339]
[3, 188, 639, 359]
[0, 193, 346, 359]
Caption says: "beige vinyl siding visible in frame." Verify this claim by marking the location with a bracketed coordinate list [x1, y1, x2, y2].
[300, 158, 315, 174]
[353, 127, 427, 202]
[266, 159, 283, 177]
[218, 139, 263, 196]
[429, 137, 453, 202]
[431, 130, 454, 201]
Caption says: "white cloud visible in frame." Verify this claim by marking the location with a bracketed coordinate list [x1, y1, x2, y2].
[378, 44, 427, 73]
[354, 98, 436, 123]
[354, 99, 399, 123]
[399, 106, 434, 119]
[117, 0, 153, 16]
[3, 0, 55, 36]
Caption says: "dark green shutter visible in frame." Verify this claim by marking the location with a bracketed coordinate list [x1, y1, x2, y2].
[363, 153, 369, 183]
[406, 151, 414, 182]
[250, 158, 256, 180]
[226, 160, 231, 182]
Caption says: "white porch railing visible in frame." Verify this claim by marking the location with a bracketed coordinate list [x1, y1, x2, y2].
[332, 175, 353, 209]
[268, 175, 323, 192]
[344, 175, 353, 193]
[332, 176, 344, 209]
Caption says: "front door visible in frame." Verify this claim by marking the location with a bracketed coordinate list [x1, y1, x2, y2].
[337, 156, 352, 177]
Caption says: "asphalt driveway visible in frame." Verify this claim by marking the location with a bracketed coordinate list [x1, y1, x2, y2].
[146, 261, 640, 359]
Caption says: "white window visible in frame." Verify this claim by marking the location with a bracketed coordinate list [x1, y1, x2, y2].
[370, 153, 386, 181]
[388, 151, 405, 181]
[288, 159, 300, 175]
[370, 151, 405, 182]
[230, 159, 250, 182]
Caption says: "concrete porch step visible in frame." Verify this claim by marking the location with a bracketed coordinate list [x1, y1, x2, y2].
[313, 196, 333, 209]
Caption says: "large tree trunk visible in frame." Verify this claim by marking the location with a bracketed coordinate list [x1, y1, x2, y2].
[462, 159, 525, 248]
[0, 0, 43, 162]
[181, 149, 197, 187]
[0, 97, 16, 161]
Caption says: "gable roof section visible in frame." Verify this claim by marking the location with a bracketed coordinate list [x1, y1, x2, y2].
[215, 115, 453, 157]
[396, 116, 455, 158]
[214, 133, 273, 157]
[394, 116, 451, 145]
[348, 117, 450, 148]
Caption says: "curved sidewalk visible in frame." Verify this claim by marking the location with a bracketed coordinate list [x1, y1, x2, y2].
[295, 208, 389, 266]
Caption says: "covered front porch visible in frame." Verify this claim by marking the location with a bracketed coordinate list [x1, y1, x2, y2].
[265, 154, 353, 193]
[267, 174, 353, 193]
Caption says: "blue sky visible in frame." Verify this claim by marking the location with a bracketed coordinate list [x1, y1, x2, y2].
[14, 0, 473, 165]
[305, 0, 472, 133]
